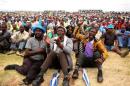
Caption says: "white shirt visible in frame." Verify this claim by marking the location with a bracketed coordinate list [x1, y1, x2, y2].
[11, 30, 29, 42]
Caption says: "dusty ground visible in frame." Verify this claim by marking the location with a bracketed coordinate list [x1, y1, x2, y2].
[0, 52, 130, 86]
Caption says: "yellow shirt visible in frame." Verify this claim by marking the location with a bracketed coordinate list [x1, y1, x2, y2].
[94, 40, 109, 59]
[11, 31, 29, 42]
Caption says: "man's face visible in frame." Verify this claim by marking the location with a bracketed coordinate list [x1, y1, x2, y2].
[13, 24, 16, 29]
[68, 28, 73, 34]
[19, 26, 25, 33]
[1, 23, 7, 31]
[89, 29, 97, 40]
[26, 22, 31, 27]
[57, 28, 65, 37]
[107, 29, 113, 33]
[35, 29, 43, 38]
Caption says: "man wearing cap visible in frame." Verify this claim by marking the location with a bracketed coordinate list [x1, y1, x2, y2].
[4, 24, 47, 85]
[32, 26, 73, 86]
[103, 24, 129, 57]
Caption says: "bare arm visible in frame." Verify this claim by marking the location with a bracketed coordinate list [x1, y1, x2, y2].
[24, 48, 46, 57]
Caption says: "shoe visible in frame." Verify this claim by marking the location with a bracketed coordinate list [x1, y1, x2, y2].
[4, 64, 19, 70]
[97, 70, 103, 83]
[16, 51, 21, 56]
[23, 78, 32, 85]
[120, 49, 129, 57]
[7, 50, 16, 55]
[32, 75, 44, 86]
[62, 76, 69, 86]
[21, 52, 25, 57]
[128, 47, 130, 51]
[16, 51, 25, 57]
[72, 69, 79, 79]
[0, 50, 6, 54]
[0, 50, 3, 53]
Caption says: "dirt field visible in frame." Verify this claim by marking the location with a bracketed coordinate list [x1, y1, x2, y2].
[0, 52, 130, 86]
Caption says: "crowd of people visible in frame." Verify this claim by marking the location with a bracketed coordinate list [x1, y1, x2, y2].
[0, 10, 130, 86]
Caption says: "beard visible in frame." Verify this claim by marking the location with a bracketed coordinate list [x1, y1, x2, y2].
[35, 33, 43, 39]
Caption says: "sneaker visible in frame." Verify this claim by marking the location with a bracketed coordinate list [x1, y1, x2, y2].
[62, 76, 69, 86]
[7, 50, 16, 55]
[16, 51, 21, 56]
[20, 52, 25, 57]
[16, 51, 24, 56]
[72, 69, 79, 79]
[97, 70, 103, 83]
[32, 75, 44, 86]
[4, 64, 19, 70]
[120, 49, 129, 57]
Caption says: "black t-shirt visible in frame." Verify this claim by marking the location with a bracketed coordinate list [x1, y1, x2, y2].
[103, 33, 117, 46]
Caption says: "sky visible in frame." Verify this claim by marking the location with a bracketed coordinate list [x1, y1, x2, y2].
[0, 0, 130, 12]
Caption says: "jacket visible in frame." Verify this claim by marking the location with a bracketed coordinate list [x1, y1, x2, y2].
[50, 36, 73, 70]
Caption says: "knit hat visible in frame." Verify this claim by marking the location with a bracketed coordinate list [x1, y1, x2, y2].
[32, 23, 45, 33]
[107, 24, 114, 29]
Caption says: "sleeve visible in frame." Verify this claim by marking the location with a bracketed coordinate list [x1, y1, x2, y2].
[23, 32, 29, 40]
[25, 38, 32, 49]
[3, 32, 11, 38]
[11, 32, 17, 40]
[73, 26, 78, 36]
[0, 32, 11, 41]
[114, 34, 117, 40]
[76, 33, 85, 40]
[63, 38, 73, 54]
[96, 40, 109, 59]
[40, 40, 46, 49]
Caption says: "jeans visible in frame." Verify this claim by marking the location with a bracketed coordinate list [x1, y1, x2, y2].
[18, 41, 26, 50]
[105, 45, 114, 51]
[10, 41, 26, 50]
[126, 31, 130, 47]
[128, 37, 130, 47]
[15, 57, 43, 81]
[116, 30, 130, 48]
[76, 51, 101, 67]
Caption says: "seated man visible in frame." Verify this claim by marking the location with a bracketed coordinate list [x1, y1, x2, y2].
[126, 23, 130, 50]
[32, 26, 73, 86]
[0, 22, 11, 53]
[4, 25, 47, 85]
[103, 24, 129, 57]
[7, 25, 29, 56]
[72, 28, 108, 83]
[116, 24, 130, 50]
